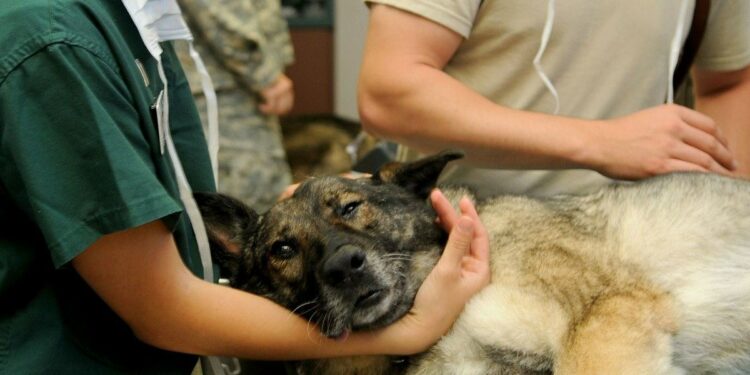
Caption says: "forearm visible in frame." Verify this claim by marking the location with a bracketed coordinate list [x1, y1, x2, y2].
[358, 4, 737, 180]
[74, 220, 413, 361]
[141, 275, 407, 360]
[695, 76, 750, 178]
[358, 59, 598, 170]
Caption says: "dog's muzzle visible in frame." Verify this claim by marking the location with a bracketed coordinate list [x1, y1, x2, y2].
[321, 243, 386, 309]
[322, 244, 367, 286]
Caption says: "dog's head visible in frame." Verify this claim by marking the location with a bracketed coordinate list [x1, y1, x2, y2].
[196, 151, 463, 338]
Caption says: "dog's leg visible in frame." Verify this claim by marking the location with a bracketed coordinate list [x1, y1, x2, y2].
[405, 334, 488, 375]
[405, 326, 550, 375]
[554, 287, 683, 375]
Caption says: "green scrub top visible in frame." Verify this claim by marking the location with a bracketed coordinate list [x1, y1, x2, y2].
[0, 0, 216, 373]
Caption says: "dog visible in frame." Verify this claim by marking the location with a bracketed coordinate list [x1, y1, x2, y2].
[196, 151, 750, 375]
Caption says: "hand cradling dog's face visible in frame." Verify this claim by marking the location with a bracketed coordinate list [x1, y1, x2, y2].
[196, 151, 463, 338]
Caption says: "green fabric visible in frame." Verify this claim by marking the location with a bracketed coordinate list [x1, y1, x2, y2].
[0, 0, 215, 373]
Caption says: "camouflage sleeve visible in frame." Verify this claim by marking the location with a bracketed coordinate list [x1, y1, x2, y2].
[259, 0, 294, 68]
[180, 0, 295, 92]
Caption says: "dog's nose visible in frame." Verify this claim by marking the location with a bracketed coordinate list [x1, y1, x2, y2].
[322, 244, 366, 286]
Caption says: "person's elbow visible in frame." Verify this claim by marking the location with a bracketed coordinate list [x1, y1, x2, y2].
[119, 299, 190, 353]
[358, 76, 413, 140]
[72, 220, 208, 355]
[130, 319, 179, 352]
[125, 278, 206, 354]
[358, 84, 391, 138]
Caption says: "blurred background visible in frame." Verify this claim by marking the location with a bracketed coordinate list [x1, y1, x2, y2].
[279, 0, 371, 181]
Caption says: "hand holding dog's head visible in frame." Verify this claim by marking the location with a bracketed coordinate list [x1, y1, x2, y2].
[196, 150, 464, 338]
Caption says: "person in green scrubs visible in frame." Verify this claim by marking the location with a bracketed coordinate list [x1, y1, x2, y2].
[0, 1, 490, 373]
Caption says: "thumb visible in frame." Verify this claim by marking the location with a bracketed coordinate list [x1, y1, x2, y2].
[440, 216, 474, 266]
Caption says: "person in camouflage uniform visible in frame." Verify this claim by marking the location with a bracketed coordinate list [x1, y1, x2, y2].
[177, 0, 294, 212]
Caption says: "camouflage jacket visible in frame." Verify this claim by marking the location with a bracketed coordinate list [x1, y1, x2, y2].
[178, 0, 294, 94]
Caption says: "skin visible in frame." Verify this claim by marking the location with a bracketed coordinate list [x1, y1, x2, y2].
[72, 189, 490, 360]
[693, 66, 750, 177]
[259, 73, 294, 115]
[358, 5, 748, 180]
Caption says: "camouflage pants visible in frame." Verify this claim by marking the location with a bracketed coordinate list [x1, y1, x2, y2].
[193, 88, 292, 212]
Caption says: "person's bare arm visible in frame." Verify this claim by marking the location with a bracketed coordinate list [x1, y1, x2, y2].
[693, 65, 750, 178]
[358, 4, 736, 179]
[72, 204, 488, 359]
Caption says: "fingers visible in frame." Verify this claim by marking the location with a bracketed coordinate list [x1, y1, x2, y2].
[340, 171, 371, 179]
[439, 215, 475, 267]
[259, 75, 294, 115]
[258, 86, 275, 114]
[430, 189, 459, 231]
[458, 196, 480, 222]
[675, 108, 736, 171]
[459, 198, 489, 263]
[431, 191, 487, 260]
[676, 106, 729, 147]
[277, 183, 300, 201]
[670, 141, 734, 176]
[264, 90, 293, 115]
[661, 159, 710, 174]
[258, 97, 276, 114]
[436, 195, 489, 267]
[259, 90, 292, 115]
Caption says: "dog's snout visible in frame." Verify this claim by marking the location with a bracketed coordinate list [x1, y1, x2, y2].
[322, 245, 366, 286]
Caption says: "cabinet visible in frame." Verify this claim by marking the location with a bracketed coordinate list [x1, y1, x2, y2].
[283, 0, 334, 116]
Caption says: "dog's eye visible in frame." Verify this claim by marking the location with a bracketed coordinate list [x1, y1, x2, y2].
[339, 201, 361, 218]
[270, 241, 297, 260]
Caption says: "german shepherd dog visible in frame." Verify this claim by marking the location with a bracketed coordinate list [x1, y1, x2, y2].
[196, 151, 750, 375]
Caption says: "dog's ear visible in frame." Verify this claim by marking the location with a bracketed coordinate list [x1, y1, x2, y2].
[194, 192, 259, 280]
[373, 150, 464, 198]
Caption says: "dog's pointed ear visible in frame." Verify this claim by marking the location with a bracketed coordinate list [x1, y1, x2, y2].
[372, 150, 464, 198]
[194, 192, 259, 280]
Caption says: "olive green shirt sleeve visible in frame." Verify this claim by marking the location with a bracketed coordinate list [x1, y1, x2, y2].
[0, 42, 182, 267]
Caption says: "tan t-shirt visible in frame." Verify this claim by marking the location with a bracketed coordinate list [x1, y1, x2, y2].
[365, 0, 750, 198]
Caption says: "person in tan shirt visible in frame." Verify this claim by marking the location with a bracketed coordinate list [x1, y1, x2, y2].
[359, 0, 750, 198]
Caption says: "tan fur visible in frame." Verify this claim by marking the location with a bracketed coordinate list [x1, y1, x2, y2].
[555, 287, 678, 375]
[407, 173, 750, 374]
[201, 160, 750, 374]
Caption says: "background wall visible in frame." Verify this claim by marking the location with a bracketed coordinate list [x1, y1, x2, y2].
[286, 28, 334, 115]
[283, 0, 368, 120]
[280, 1, 370, 182]
[333, 1, 369, 121]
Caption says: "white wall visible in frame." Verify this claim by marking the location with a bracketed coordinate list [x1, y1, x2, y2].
[334, 1, 369, 121]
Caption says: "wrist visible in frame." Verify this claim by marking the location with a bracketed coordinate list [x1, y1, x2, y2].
[564, 118, 607, 171]
[334, 328, 401, 357]
[345, 318, 429, 356]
